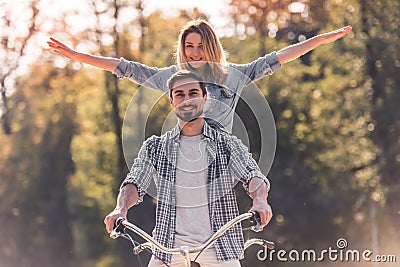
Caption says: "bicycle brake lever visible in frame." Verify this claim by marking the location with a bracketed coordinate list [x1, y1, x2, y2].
[133, 244, 144, 255]
[263, 239, 275, 250]
[110, 217, 125, 239]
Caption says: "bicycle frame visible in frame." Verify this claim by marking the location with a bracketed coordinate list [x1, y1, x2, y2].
[110, 212, 274, 267]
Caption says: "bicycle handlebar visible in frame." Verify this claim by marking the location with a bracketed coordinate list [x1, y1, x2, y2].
[110, 211, 274, 256]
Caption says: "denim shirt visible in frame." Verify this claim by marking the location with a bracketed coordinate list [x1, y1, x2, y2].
[113, 53, 281, 132]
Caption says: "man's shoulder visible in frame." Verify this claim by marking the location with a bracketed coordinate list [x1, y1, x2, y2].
[205, 123, 237, 143]
[143, 130, 176, 146]
[209, 127, 247, 152]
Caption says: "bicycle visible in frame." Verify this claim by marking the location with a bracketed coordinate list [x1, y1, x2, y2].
[110, 211, 275, 267]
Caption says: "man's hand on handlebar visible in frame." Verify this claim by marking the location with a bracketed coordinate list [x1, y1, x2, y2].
[104, 208, 127, 233]
[249, 199, 273, 227]
[104, 184, 140, 233]
[248, 178, 273, 227]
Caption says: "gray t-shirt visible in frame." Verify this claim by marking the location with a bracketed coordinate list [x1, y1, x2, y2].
[174, 134, 213, 246]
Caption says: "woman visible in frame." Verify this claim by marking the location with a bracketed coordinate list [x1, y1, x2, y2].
[48, 19, 352, 132]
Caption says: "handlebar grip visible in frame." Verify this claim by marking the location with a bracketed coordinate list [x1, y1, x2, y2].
[110, 217, 125, 239]
[115, 217, 124, 226]
[114, 217, 125, 232]
[249, 211, 263, 232]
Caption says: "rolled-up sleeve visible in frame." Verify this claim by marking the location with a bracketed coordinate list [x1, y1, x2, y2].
[120, 138, 156, 203]
[231, 51, 282, 83]
[227, 135, 270, 193]
[113, 58, 160, 84]
[264, 51, 282, 74]
[113, 58, 177, 92]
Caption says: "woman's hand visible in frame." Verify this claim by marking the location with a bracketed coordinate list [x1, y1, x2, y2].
[47, 37, 78, 60]
[277, 25, 352, 64]
[317, 25, 353, 45]
[47, 37, 120, 72]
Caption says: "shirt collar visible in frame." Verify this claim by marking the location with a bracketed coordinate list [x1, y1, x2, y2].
[170, 121, 215, 141]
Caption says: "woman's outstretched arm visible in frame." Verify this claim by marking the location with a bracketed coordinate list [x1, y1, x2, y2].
[47, 37, 120, 72]
[276, 26, 352, 65]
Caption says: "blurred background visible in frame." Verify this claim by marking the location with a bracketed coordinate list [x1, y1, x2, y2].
[0, 0, 399, 266]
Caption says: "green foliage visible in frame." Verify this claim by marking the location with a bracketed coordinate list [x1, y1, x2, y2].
[0, 63, 78, 267]
[0, 1, 399, 267]
[359, 0, 400, 253]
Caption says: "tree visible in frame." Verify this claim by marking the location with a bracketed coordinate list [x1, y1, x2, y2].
[0, 62, 76, 267]
[0, 1, 39, 134]
[360, 0, 400, 247]
[226, 1, 381, 266]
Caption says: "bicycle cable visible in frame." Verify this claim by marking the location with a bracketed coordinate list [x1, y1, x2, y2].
[118, 230, 171, 267]
[191, 231, 215, 263]
[192, 212, 260, 263]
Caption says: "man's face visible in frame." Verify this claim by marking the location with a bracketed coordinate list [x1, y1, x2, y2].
[170, 78, 206, 123]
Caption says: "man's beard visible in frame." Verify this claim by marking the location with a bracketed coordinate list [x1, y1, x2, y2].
[175, 105, 203, 122]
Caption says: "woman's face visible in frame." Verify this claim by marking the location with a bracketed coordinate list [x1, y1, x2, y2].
[184, 32, 207, 69]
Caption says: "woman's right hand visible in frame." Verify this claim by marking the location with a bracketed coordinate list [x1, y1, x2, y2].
[47, 37, 78, 60]
[47, 37, 120, 72]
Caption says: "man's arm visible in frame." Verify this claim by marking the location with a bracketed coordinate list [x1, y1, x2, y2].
[227, 135, 273, 227]
[104, 184, 139, 233]
[276, 26, 352, 65]
[104, 137, 156, 233]
[47, 37, 120, 72]
[248, 178, 272, 227]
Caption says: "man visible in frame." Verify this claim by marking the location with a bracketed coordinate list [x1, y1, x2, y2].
[104, 70, 272, 267]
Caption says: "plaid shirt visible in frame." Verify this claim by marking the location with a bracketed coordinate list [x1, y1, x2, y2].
[121, 122, 270, 263]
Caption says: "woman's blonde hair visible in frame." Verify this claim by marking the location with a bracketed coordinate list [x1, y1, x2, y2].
[175, 19, 227, 83]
